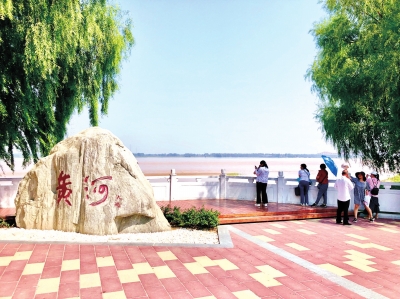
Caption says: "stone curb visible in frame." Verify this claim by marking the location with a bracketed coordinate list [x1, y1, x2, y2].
[0, 225, 234, 248]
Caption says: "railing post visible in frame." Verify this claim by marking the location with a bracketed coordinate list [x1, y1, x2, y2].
[169, 169, 177, 206]
[219, 169, 227, 200]
[277, 171, 285, 204]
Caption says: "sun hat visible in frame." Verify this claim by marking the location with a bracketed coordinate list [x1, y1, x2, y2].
[371, 171, 378, 175]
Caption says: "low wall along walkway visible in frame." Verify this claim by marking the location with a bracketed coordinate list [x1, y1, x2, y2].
[1, 169, 400, 218]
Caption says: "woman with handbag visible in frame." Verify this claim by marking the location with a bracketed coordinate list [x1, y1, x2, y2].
[350, 172, 374, 222]
[366, 171, 381, 220]
[298, 164, 310, 206]
[311, 164, 329, 207]
[254, 160, 269, 207]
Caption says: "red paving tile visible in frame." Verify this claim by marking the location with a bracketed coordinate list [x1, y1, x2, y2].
[0, 216, 399, 298]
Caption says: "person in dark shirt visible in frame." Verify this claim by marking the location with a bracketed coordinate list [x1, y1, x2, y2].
[311, 164, 329, 207]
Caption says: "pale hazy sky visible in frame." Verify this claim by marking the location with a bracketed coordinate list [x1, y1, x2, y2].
[67, 0, 335, 154]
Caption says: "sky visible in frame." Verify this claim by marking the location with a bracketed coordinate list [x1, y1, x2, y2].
[67, 0, 335, 154]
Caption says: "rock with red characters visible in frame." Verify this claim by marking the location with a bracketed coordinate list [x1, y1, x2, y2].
[14, 127, 171, 235]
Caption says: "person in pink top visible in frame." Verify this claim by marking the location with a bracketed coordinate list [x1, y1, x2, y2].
[366, 171, 380, 220]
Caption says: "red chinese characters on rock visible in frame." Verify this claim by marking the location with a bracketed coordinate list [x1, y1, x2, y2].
[56, 171, 72, 206]
[83, 176, 113, 206]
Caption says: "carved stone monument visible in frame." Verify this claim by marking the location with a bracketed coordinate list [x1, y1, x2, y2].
[15, 127, 171, 235]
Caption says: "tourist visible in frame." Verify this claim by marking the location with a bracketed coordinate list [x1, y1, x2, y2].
[334, 170, 354, 225]
[367, 171, 381, 220]
[254, 160, 269, 207]
[350, 172, 374, 222]
[311, 164, 329, 207]
[298, 164, 310, 206]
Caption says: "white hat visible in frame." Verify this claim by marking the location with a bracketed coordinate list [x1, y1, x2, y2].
[371, 171, 378, 175]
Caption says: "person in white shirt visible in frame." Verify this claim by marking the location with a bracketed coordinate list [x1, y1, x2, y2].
[334, 170, 354, 225]
[254, 160, 269, 207]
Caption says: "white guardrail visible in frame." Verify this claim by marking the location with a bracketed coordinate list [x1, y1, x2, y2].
[1, 169, 400, 217]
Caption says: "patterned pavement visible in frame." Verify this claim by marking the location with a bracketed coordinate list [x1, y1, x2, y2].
[0, 218, 399, 299]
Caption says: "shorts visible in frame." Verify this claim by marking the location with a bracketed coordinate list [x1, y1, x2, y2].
[369, 197, 380, 213]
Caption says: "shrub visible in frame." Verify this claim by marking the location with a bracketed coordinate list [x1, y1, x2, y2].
[0, 218, 10, 228]
[160, 205, 220, 229]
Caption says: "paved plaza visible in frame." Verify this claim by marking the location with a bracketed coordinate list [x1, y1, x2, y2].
[0, 217, 399, 299]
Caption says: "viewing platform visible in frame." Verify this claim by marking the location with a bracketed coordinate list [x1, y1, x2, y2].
[156, 199, 344, 224]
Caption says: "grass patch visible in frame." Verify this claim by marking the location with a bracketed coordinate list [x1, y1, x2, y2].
[160, 205, 220, 229]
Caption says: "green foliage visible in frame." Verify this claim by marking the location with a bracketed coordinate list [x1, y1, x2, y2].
[0, 217, 10, 228]
[307, 0, 400, 172]
[0, 0, 134, 170]
[160, 205, 220, 229]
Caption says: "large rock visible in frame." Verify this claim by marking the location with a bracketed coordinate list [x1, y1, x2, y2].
[15, 127, 171, 235]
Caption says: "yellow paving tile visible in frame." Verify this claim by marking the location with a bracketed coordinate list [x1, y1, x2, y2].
[391, 260, 400, 265]
[233, 290, 260, 299]
[117, 269, 139, 283]
[102, 291, 127, 299]
[65, 298, 80, 299]
[297, 229, 316, 235]
[0, 256, 13, 267]
[378, 227, 399, 233]
[36, 277, 60, 294]
[263, 229, 281, 235]
[0, 297, 12, 299]
[352, 226, 365, 231]
[369, 243, 392, 251]
[254, 235, 275, 242]
[285, 243, 310, 251]
[256, 265, 286, 278]
[291, 220, 305, 224]
[345, 234, 369, 240]
[318, 263, 352, 276]
[153, 265, 176, 279]
[133, 262, 154, 274]
[194, 256, 217, 267]
[80, 273, 101, 288]
[214, 259, 239, 271]
[61, 259, 80, 271]
[344, 261, 379, 272]
[13, 251, 32, 261]
[157, 250, 177, 261]
[184, 262, 209, 274]
[269, 223, 286, 228]
[345, 241, 392, 251]
[344, 250, 374, 260]
[22, 262, 45, 275]
[250, 272, 282, 287]
[343, 255, 375, 265]
[96, 256, 115, 267]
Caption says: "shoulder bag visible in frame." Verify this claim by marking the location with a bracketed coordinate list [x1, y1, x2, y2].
[371, 181, 380, 196]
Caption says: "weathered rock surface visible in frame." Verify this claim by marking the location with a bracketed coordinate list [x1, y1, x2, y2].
[15, 127, 171, 235]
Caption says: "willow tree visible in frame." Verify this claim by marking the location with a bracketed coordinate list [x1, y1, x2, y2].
[0, 0, 133, 170]
[308, 0, 400, 172]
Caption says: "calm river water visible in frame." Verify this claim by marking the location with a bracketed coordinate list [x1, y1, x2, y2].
[3, 157, 383, 179]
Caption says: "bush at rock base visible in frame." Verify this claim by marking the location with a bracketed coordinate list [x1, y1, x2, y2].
[160, 206, 220, 229]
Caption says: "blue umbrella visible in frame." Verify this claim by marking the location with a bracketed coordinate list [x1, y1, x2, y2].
[321, 155, 338, 177]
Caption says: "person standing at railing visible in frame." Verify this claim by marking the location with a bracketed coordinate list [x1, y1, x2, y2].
[334, 169, 354, 225]
[298, 164, 310, 206]
[350, 172, 374, 223]
[311, 164, 329, 207]
[366, 171, 381, 220]
[254, 160, 269, 207]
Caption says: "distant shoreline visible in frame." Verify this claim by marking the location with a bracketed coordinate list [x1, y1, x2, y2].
[133, 153, 339, 158]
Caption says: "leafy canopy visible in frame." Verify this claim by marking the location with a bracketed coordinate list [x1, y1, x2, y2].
[0, 0, 133, 170]
[308, 0, 400, 172]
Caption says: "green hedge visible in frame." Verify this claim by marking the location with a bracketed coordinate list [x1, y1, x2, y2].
[0, 218, 10, 228]
[160, 205, 220, 229]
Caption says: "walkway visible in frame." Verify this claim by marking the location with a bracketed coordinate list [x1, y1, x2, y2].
[1, 218, 399, 298]
[157, 200, 342, 224]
